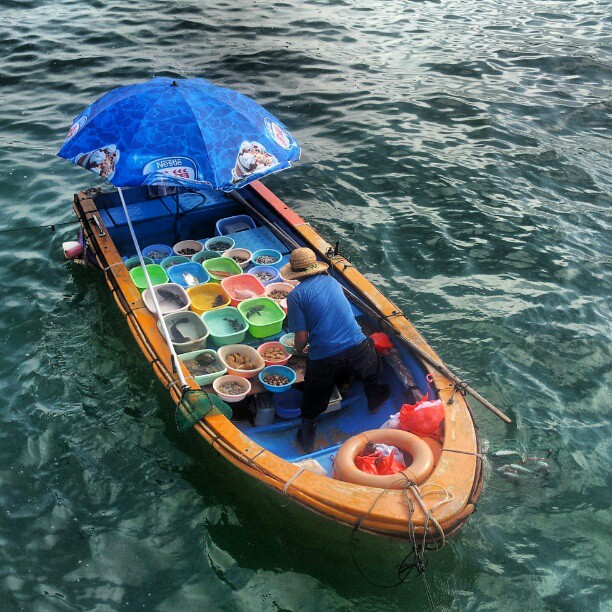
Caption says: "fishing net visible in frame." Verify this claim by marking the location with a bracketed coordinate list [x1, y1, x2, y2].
[175, 389, 233, 433]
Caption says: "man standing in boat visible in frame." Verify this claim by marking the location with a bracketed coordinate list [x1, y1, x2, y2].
[282, 248, 390, 453]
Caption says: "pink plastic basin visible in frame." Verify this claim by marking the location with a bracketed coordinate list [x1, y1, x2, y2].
[220, 273, 266, 308]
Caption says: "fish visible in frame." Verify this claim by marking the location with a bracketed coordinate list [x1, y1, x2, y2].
[496, 466, 521, 483]
[492, 450, 521, 457]
[194, 353, 217, 367]
[213, 294, 225, 307]
[168, 320, 189, 343]
[246, 305, 265, 318]
[523, 457, 551, 474]
[529, 460, 551, 475]
[157, 288, 185, 307]
[508, 463, 533, 475]
[224, 317, 243, 332]
[234, 289, 257, 299]
[208, 270, 235, 278]
[183, 272, 198, 286]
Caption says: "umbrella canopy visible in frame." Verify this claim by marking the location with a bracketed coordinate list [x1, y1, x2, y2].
[57, 77, 300, 191]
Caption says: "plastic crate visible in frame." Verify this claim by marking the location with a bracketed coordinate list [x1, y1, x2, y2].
[215, 214, 256, 236]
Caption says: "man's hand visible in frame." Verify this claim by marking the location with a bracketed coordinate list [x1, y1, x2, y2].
[294, 331, 309, 355]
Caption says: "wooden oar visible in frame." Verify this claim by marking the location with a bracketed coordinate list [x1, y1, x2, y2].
[231, 191, 512, 424]
[338, 286, 512, 423]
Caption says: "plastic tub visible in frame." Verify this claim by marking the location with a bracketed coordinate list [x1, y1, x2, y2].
[179, 349, 226, 386]
[125, 256, 153, 272]
[215, 214, 256, 236]
[204, 236, 235, 253]
[130, 264, 168, 293]
[173, 239, 204, 258]
[263, 282, 295, 313]
[247, 265, 280, 286]
[274, 387, 303, 419]
[142, 244, 173, 263]
[203, 256, 243, 282]
[186, 284, 231, 315]
[201, 306, 249, 346]
[167, 262, 210, 288]
[323, 386, 343, 414]
[258, 365, 297, 394]
[213, 375, 251, 403]
[257, 341, 291, 366]
[160, 255, 190, 271]
[217, 344, 265, 379]
[254, 394, 276, 427]
[280, 333, 296, 355]
[238, 297, 286, 339]
[251, 249, 282, 267]
[159, 311, 209, 354]
[220, 274, 266, 307]
[142, 282, 190, 318]
[192, 249, 221, 265]
[222, 248, 252, 269]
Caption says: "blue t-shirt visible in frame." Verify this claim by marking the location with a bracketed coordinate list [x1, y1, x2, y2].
[287, 274, 365, 360]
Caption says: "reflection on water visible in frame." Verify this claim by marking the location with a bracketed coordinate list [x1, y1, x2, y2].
[0, 0, 610, 609]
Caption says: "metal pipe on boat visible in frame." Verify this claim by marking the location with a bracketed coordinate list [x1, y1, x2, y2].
[117, 187, 189, 390]
[231, 190, 511, 424]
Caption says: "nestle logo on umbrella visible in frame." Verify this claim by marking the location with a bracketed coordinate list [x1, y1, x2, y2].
[142, 157, 197, 180]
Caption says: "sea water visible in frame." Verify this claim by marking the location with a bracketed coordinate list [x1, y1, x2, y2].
[0, 0, 609, 610]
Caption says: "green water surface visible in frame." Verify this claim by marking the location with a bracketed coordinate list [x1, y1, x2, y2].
[0, 0, 610, 610]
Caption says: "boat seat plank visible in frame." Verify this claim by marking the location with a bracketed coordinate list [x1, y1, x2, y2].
[102, 198, 174, 227]
[159, 190, 229, 214]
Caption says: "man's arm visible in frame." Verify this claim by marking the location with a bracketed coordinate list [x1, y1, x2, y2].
[294, 331, 308, 354]
[287, 291, 308, 354]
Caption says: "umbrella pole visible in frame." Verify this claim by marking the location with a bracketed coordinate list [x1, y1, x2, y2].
[117, 187, 189, 391]
[174, 188, 180, 243]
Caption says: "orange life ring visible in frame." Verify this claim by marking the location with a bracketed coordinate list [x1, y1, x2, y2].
[333, 429, 435, 489]
[421, 436, 443, 466]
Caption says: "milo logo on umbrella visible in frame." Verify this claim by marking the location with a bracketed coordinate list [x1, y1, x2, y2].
[265, 117, 292, 150]
[142, 157, 198, 183]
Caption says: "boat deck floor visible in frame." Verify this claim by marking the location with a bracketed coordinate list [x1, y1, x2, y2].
[234, 364, 405, 474]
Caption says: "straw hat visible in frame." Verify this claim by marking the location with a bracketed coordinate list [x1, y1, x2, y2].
[280, 248, 329, 281]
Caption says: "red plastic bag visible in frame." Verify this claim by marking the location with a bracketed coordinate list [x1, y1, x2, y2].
[370, 332, 394, 355]
[355, 450, 405, 475]
[376, 453, 406, 475]
[355, 452, 381, 475]
[398, 375, 444, 436]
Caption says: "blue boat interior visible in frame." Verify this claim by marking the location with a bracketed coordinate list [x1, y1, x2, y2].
[94, 185, 429, 476]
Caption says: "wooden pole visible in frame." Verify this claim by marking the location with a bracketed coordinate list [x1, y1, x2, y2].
[231, 190, 512, 423]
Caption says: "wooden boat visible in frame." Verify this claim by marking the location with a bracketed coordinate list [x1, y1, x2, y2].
[70, 180, 483, 542]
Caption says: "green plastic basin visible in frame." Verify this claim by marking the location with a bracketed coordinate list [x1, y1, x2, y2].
[201, 306, 249, 346]
[237, 297, 286, 339]
[202, 256, 243, 283]
[129, 264, 168, 293]
[179, 349, 226, 386]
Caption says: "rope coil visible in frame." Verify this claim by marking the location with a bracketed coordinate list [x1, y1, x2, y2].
[350, 476, 453, 609]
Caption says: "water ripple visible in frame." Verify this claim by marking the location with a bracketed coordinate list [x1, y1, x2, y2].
[0, 0, 610, 609]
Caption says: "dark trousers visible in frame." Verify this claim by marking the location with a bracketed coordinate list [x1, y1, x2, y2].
[302, 337, 383, 420]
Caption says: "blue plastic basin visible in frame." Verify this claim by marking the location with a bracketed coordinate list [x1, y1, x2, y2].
[258, 365, 296, 394]
[273, 387, 303, 419]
